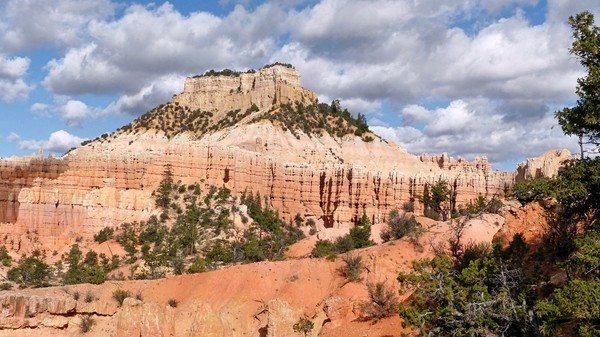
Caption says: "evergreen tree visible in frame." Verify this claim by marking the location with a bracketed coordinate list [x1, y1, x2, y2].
[555, 11, 600, 158]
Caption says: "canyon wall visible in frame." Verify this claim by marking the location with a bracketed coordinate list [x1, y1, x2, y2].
[0, 128, 514, 252]
[0, 65, 517, 252]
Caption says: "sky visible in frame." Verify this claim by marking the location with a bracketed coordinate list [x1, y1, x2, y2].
[0, 0, 598, 170]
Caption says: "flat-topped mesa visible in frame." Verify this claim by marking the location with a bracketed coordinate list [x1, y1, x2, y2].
[172, 64, 317, 118]
[1, 63, 563, 253]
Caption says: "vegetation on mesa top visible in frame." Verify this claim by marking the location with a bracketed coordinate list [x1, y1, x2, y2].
[99, 98, 374, 142]
[192, 62, 295, 78]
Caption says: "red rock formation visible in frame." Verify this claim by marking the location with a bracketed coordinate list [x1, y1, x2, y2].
[0, 65, 522, 252]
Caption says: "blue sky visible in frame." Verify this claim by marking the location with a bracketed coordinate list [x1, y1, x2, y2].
[0, 0, 598, 170]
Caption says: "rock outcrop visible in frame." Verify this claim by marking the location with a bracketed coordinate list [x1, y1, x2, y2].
[0, 64, 546, 252]
[515, 149, 573, 181]
[173, 65, 317, 120]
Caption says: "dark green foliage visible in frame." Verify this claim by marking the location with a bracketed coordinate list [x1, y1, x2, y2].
[155, 164, 173, 208]
[536, 279, 600, 337]
[7, 250, 51, 288]
[511, 177, 557, 204]
[340, 254, 362, 282]
[554, 158, 600, 228]
[359, 282, 399, 322]
[311, 240, 336, 258]
[421, 180, 451, 220]
[535, 228, 600, 336]
[423, 209, 440, 221]
[348, 213, 374, 249]
[398, 235, 538, 336]
[93, 227, 114, 243]
[294, 213, 304, 227]
[187, 257, 206, 273]
[311, 213, 373, 257]
[402, 201, 415, 212]
[106, 185, 303, 277]
[112, 289, 131, 306]
[293, 316, 314, 336]
[353, 113, 370, 136]
[455, 241, 492, 271]
[251, 100, 374, 141]
[0, 245, 12, 266]
[555, 11, 600, 157]
[0, 282, 13, 291]
[62, 244, 106, 285]
[381, 209, 419, 242]
[199, 68, 241, 77]
[168, 298, 178, 307]
[263, 62, 294, 69]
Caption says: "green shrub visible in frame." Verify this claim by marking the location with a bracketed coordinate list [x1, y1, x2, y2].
[94, 227, 114, 243]
[187, 257, 206, 274]
[73, 291, 80, 301]
[0, 245, 12, 266]
[359, 282, 399, 321]
[424, 209, 440, 221]
[168, 298, 178, 307]
[0, 283, 12, 291]
[511, 177, 556, 204]
[334, 234, 355, 253]
[381, 209, 419, 242]
[7, 250, 51, 288]
[340, 254, 363, 282]
[456, 241, 491, 270]
[486, 197, 504, 214]
[80, 315, 95, 333]
[402, 201, 415, 212]
[112, 289, 131, 307]
[311, 240, 335, 258]
[293, 316, 314, 337]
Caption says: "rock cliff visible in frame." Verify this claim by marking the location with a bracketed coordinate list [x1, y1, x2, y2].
[515, 149, 574, 181]
[0, 64, 523, 252]
[173, 64, 317, 121]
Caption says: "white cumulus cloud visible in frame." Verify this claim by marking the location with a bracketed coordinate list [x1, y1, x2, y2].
[0, 55, 32, 102]
[0, 0, 115, 52]
[58, 100, 94, 128]
[9, 130, 86, 153]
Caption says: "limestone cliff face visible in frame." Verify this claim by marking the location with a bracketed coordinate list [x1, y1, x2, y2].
[0, 64, 519, 252]
[0, 127, 513, 252]
[173, 65, 317, 119]
[515, 149, 573, 181]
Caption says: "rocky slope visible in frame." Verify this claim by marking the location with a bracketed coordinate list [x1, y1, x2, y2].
[0, 213, 505, 337]
[0, 64, 559, 253]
